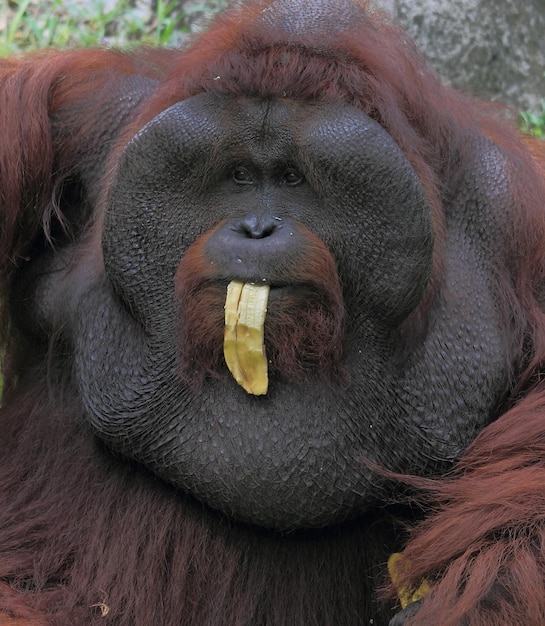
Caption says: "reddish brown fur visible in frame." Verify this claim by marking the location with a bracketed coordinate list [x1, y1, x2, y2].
[385, 390, 545, 624]
[0, 48, 176, 281]
[1, 1, 545, 624]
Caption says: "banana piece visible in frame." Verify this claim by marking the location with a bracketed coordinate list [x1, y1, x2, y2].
[224, 281, 270, 395]
[387, 553, 430, 609]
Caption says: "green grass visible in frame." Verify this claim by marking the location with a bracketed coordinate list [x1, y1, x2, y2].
[520, 101, 545, 138]
[0, 0, 226, 55]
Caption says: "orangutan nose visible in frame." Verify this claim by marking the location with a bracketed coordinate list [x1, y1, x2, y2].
[204, 215, 299, 282]
[234, 214, 283, 239]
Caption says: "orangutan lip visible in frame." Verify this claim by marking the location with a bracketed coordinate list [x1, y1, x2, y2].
[267, 285, 292, 302]
[222, 280, 300, 290]
[218, 279, 283, 292]
[223, 283, 297, 303]
[220, 281, 314, 301]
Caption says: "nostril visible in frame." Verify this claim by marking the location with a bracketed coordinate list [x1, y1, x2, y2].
[236, 214, 283, 239]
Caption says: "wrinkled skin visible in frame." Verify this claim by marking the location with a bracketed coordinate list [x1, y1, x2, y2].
[27, 93, 510, 531]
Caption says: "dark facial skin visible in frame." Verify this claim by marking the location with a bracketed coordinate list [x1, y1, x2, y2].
[30, 94, 510, 531]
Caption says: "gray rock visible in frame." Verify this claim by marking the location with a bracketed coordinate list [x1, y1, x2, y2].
[384, 0, 545, 112]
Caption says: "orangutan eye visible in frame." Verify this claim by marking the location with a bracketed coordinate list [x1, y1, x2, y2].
[233, 167, 253, 185]
[283, 169, 304, 186]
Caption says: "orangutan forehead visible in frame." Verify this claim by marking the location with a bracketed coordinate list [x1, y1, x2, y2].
[259, 0, 366, 35]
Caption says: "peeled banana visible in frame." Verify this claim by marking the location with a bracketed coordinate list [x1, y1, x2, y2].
[224, 281, 270, 395]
